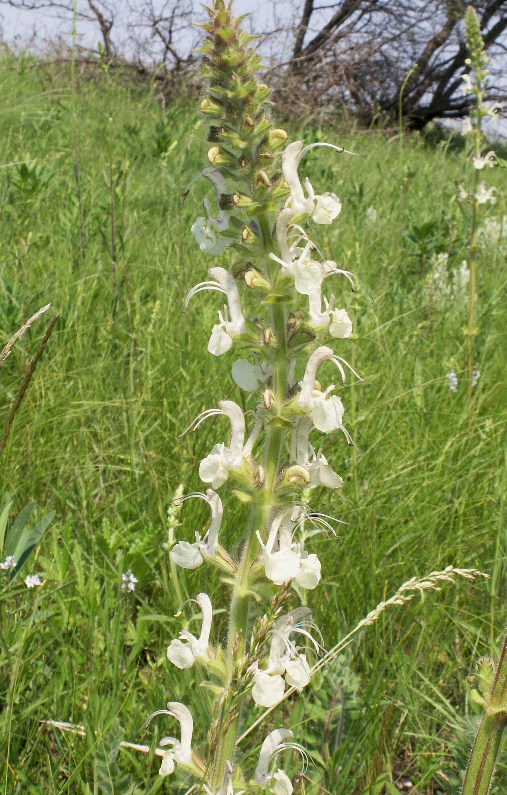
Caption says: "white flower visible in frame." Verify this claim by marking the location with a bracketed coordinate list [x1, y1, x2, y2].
[461, 73, 473, 95]
[190, 167, 232, 255]
[473, 150, 496, 170]
[291, 418, 343, 490]
[307, 449, 343, 489]
[486, 102, 502, 123]
[298, 346, 360, 436]
[251, 665, 286, 707]
[472, 367, 481, 388]
[167, 592, 213, 669]
[192, 216, 230, 255]
[170, 489, 223, 569]
[284, 653, 311, 690]
[365, 205, 377, 225]
[457, 185, 469, 202]
[328, 308, 352, 339]
[121, 570, 138, 591]
[475, 183, 496, 205]
[446, 369, 458, 393]
[195, 401, 246, 488]
[312, 192, 341, 224]
[147, 702, 193, 778]
[265, 608, 322, 693]
[185, 267, 246, 356]
[272, 770, 294, 795]
[294, 555, 321, 590]
[257, 507, 322, 589]
[25, 574, 42, 588]
[207, 269, 246, 356]
[282, 140, 350, 223]
[255, 728, 307, 795]
[0, 555, 16, 571]
[232, 359, 273, 392]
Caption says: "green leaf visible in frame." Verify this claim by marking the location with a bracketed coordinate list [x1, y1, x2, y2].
[4, 502, 54, 577]
[0, 493, 13, 554]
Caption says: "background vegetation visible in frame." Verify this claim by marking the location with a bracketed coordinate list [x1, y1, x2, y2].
[0, 52, 506, 793]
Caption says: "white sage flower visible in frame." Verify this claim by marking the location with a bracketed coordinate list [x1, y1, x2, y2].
[282, 140, 348, 223]
[475, 183, 497, 205]
[256, 507, 321, 589]
[192, 215, 230, 255]
[170, 489, 223, 569]
[298, 346, 361, 435]
[147, 701, 193, 777]
[251, 664, 286, 708]
[167, 593, 213, 669]
[190, 400, 245, 488]
[307, 449, 343, 489]
[189, 167, 232, 255]
[255, 728, 308, 795]
[473, 150, 496, 170]
[264, 607, 322, 693]
[461, 73, 473, 94]
[185, 267, 246, 356]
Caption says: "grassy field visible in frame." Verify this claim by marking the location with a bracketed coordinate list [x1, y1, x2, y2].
[0, 51, 506, 794]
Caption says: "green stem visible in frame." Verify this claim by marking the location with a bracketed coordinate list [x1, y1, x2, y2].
[209, 221, 289, 789]
[462, 631, 507, 795]
[466, 75, 483, 400]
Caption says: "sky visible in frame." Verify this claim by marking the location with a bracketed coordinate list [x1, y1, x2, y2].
[0, 1, 294, 56]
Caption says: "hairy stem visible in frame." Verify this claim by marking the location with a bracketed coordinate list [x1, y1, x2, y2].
[462, 630, 507, 795]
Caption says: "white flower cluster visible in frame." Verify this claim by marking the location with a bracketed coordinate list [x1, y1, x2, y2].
[158, 135, 359, 794]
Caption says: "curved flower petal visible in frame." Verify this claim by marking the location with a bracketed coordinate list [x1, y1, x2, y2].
[312, 193, 341, 224]
[167, 639, 195, 669]
[284, 653, 311, 690]
[312, 392, 344, 433]
[273, 770, 294, 795]
[328, 308, 352, 338]
[208, 323, 233, 356]
[170, 541, 204, 569]
[252, 669, 286, 708]
[295, 554, 321, 590]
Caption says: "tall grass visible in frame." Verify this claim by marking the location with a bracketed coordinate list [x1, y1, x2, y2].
[0, 53, 505, 792]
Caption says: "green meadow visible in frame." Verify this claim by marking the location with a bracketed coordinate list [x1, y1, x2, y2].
[0, 51, 506, 793]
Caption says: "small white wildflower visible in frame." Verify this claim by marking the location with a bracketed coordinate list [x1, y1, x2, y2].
[486, 102, 502, 123]
[457, 185, 469, 202]
[251, 665, 286, 707]
[121, 570, 138, 592]
[472, 368, 481, 388]
[25, 574, 42, 588]
[0, 555, 16, 571]
[446, 369, 458, 393]
[198, 401, 246, 488]
[147, 702, 193, 778]
[191, 216, 230, 255]
[461, 73, 473, 95]
[365, 205, 377, 224]
[475, 183, 496, 205]
[167, 593, 213, 669]
[478, 216, 507, 247]
[473, 151, 496, 170]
